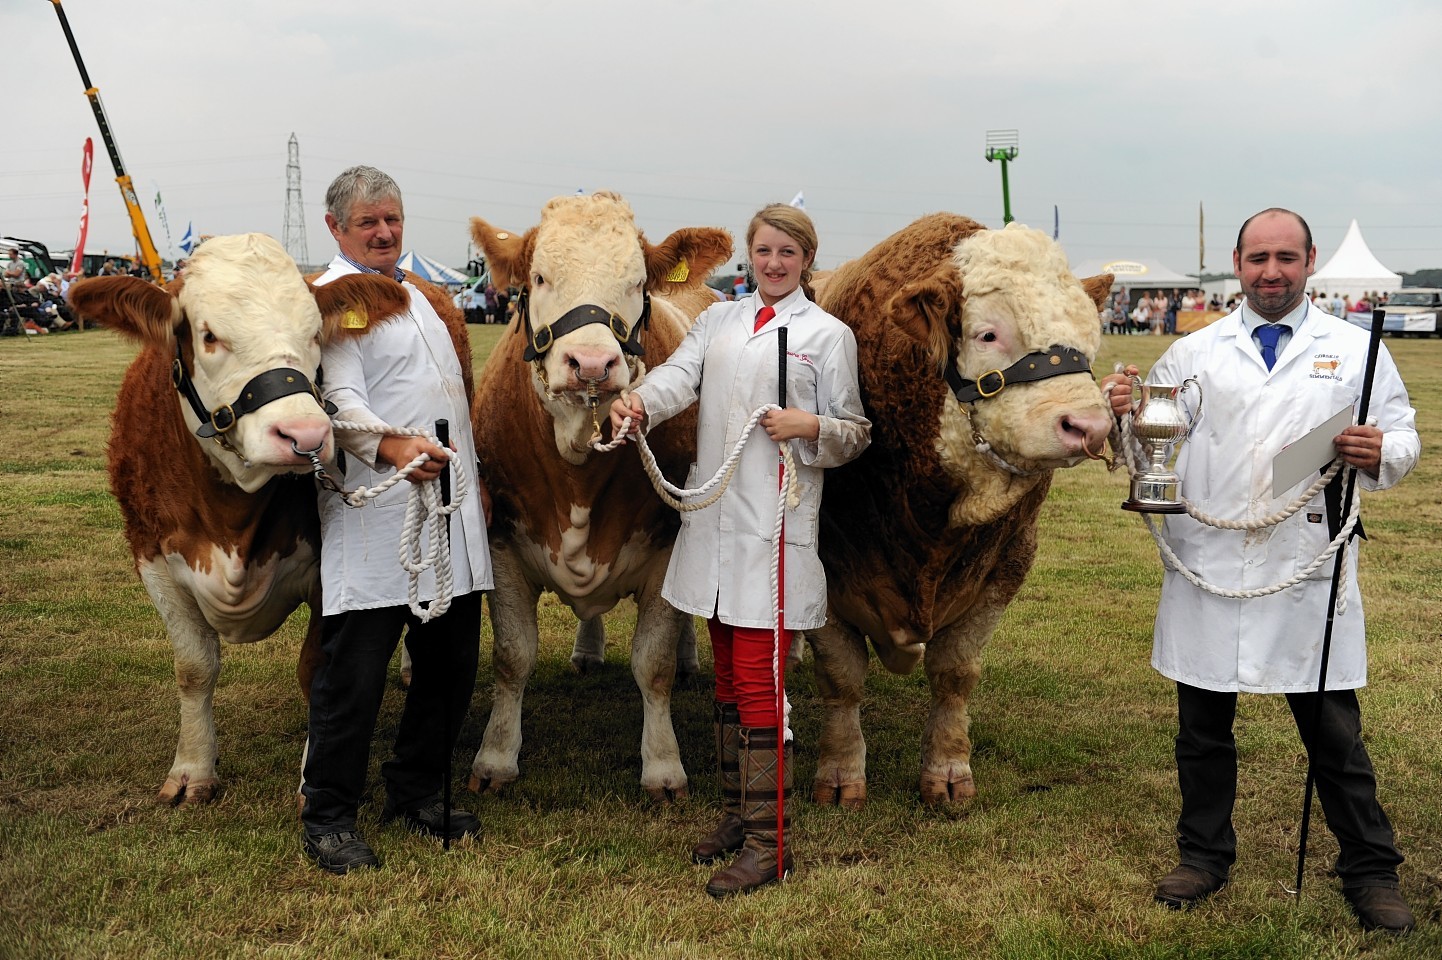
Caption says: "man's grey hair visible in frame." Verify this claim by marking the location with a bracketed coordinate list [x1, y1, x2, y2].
[325, 165, 403, 228]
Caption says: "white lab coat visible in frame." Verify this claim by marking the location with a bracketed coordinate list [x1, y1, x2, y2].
[1146, 301, 1418, 692]
[633, 289, 870, 629]
[314, 257, 492, 615]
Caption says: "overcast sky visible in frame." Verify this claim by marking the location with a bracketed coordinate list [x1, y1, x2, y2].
[6, 0, 1441, 278]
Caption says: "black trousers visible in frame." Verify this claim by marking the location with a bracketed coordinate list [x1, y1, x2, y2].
[300, 592, 482, 832]
[1174, 682, 1403, 888]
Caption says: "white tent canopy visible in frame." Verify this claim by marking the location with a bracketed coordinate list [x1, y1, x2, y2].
[1309, 219, 1401, 300]
[1070, 257, 1197, 290]
[397, 251, 468, 287]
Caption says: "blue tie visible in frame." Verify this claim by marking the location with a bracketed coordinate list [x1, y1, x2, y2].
[1256, 324, 1287, 370]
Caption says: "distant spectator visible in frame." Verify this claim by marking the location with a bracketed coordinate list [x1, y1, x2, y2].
[3, 249, 28, 285]
[1330, 292, 1345, 317]
[732, 274, 748, 298]
[98, 258, 119, 277]
[482, 283, 500, 324]
[459, 284, 479, 323]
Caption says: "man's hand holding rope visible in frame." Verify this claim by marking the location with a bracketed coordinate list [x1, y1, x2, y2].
[378, 434, 452, 483]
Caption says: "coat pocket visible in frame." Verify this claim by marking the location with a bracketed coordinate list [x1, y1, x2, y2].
[759, 473, 820, 547]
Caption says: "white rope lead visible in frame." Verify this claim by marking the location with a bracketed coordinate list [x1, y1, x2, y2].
[326, 419, 466, 623]
[593, 403, 799, 736]
[1103, 378, 1363, 611]
[591, 404, 800, 513]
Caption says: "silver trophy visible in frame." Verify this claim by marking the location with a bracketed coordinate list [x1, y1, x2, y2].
[1121, 376, 1203, 514]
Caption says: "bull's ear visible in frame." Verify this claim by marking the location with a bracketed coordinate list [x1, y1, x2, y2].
[311, 274, 411, 342]
[643, 227, 733, 295]
[67, 276, 179, 344]
[886, 263, 963, 371]
[470, 217, 531, 290]
[1079, 273, 1114, 309]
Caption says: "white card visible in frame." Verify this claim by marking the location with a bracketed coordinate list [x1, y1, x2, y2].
[1272, 404, 1354, 498]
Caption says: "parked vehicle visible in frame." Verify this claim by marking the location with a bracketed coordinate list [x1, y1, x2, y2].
[1349, 289, 1442, 337]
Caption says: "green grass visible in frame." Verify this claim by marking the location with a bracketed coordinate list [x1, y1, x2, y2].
[1, 327, 1438, 959]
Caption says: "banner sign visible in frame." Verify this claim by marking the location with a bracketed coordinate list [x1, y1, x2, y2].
[69, 138, 94, 275]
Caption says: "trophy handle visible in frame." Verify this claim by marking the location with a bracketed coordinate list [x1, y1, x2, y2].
[1130, 374, 1148, 419]
[1181, 376, 1203, 429]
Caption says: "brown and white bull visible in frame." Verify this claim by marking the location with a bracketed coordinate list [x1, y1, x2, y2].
[467, 192, 731, 799]
[808, 215, 1113, 808]
[70, 233, 408, 804]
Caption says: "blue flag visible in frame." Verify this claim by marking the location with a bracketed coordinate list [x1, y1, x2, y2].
[178, 222, 196, 255]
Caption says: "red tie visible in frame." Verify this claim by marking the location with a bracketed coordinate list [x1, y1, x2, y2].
[753, 305, 775, 334]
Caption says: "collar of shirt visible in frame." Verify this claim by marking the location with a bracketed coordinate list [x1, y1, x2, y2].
[337, 251, 405, 283]
[1240, 297, 1311, 358]
[753, 286, 805, 325]
[1239, 297, 1309, 337]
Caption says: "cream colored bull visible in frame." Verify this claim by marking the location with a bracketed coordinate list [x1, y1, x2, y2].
[467, 193, 731, 799]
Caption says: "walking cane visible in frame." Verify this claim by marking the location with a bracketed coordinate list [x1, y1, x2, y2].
[1293, 308, 1385, 895]
[775, 328, 788, 879]
[435, 418, 454, 852]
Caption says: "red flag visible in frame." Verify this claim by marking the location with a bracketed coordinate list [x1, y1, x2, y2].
[69, 138, 94, 275]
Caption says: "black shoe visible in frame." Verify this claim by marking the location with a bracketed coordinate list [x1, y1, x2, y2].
[1344, 885, 1415, 933]
[1153, 863, 1227, 910]
[302, 829, 379, 875]
[383, 798, 481, 840]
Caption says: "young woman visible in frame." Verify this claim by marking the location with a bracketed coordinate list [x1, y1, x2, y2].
[610, 204, 871, 897]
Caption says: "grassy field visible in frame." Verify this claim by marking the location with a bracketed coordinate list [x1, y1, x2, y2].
[1, 324, 1438, 959]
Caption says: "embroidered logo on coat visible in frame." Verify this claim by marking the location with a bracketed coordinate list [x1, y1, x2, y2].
[1309, 353, 1342, 381]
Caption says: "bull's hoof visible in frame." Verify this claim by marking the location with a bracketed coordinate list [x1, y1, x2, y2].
[919, 772, 976, 806]
[812, 779, 867, 810]
[158, 776, 219, 806]
[569, 652, 605, 675]
[643, 782, 689, 804]
[467, 773, 515, 795]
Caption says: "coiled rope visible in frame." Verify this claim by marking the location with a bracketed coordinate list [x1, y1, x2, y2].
[306, 420, 466, 623]
[1103, 377, 1363, 611]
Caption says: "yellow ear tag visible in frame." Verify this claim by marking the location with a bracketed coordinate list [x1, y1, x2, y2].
[664, 258, 689, 283]
[341, 308, 367, 329]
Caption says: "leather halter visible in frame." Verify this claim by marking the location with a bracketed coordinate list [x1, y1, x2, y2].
[519, 286, 651, 362]
[944, 344, 1093, 404]
[171, 336, 335, 442]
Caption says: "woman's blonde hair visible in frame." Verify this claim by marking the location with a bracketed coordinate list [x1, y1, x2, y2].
[746, 203, 819, 299]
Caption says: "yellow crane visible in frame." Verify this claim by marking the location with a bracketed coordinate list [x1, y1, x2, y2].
[48, 0, 165, 283]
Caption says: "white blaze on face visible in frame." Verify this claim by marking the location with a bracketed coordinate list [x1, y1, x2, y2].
[526, 195, 648, 459]
[945, 225, 1111, 470]
[177, 234, 333, 490]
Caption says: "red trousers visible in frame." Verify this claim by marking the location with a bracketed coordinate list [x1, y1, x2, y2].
[708, 617, 792, 728]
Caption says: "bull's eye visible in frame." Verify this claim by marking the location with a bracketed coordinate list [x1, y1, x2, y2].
[533, 274, 546, 287]
[202, 330, 218, 346]
[980, 331, 998, 343]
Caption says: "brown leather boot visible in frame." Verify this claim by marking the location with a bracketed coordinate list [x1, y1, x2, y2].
[691, 702, 744, 864]
[705, 726, 794, 898]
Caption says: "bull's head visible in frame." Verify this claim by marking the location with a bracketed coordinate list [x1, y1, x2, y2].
[887, 223, 1114, 520]
[472, 192, 731, 464]
[70, 233, 407, 493]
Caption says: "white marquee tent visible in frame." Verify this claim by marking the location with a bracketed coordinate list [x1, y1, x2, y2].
[1069, 257, 1197, 291]
[1308, 220, 1401, 300]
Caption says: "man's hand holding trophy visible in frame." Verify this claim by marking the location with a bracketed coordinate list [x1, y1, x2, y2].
[1102, 365, 1203, 514]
